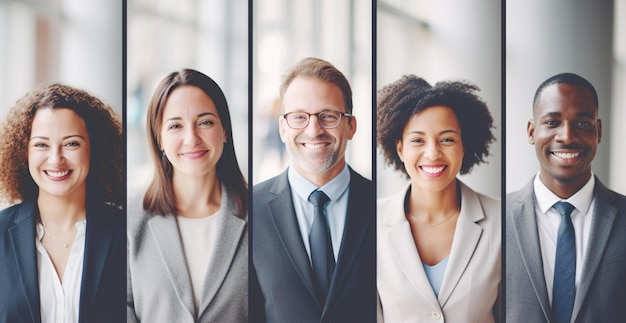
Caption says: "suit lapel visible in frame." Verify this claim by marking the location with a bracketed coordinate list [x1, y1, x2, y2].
[571, 179, 617, 322]
[510, 181, 552, 320]
[197, 190, 246, 317]
[438, 183, 483, 307]
[79, 204, 116, 322]
[383, 187, 440, 310]
[8, 200, 41, 323]
[324, 170, 374, 314]
[148, 213, 196, 318]
[266, 172, 321, 305]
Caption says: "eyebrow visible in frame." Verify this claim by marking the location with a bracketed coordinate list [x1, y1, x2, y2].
[542, 111, 595, 118]
[164, 112, 217, 123]
[30, 134, 86, 141]
[407, 129, 460, 136]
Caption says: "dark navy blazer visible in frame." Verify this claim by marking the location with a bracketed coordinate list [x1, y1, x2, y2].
[0, 199, 125, 323]
[250, 168, 376, 323]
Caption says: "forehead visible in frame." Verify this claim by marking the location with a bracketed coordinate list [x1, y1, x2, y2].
[162, 85, 217, 118]
[404, 106, 461, 133]
[534, 83, 597, 118]
[31, 108, 87, 133]
[282, 77, 345, 113]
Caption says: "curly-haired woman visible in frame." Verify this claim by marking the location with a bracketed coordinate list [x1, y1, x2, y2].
[376, 75, 501, 322]
[0, 84, 124, 322]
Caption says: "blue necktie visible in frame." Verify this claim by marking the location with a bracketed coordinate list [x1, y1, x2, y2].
[309, 190, 334, 300]
[552, 201, 576, 323]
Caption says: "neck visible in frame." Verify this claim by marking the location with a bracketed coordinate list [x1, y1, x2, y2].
[540, 171, 591, 199]
[407, 180, 459, 220]
[295, 159, 346, 188]
[172, 171, 222, 218]
[37, 189, 87, 231]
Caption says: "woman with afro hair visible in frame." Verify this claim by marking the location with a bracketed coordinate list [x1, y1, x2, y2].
[376, 75, 501, 322]
[0, 84, 125, 322]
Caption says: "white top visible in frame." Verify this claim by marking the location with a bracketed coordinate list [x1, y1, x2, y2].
[534, 173, 594, 304]
[176, 209, 221, 314]
[287, 165, 350, 262]
[36, 220, 86, 323]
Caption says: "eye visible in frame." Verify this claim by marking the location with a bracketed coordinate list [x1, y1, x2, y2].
[199, 119, 215, 127]
[441, 137, 455, 143]
[32, 142, 48, 148]
[167, 123, 182, 130]
[410, 138, 424, 144]
[576, 121, 592, 128]
[291, 113, 308, 121]
[544, 120, 560, 127]
[319, 112, 339, 122]
[64, 141, 80, 148]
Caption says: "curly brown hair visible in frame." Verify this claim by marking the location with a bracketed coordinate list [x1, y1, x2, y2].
[0, 83, 122, 206]
[377, 75, 495, 177]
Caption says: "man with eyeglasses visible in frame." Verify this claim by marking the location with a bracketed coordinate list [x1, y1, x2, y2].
[250, 57, 375, 323]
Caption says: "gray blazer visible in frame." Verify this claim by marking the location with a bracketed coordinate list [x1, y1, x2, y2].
[506, 176, 626, 322]
[127, 187, 247, 323]
[377, 181, 501, 323]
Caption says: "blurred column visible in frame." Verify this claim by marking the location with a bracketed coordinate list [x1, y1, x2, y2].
[506, 0, 614, 193]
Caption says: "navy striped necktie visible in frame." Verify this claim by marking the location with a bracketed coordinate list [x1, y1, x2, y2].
[552, 201, 576, 323]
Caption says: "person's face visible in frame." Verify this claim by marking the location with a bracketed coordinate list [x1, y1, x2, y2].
[28, 108, 91, 200]
[396, 106, 464, 193]
[528, 83, 601, 186]
[160, 85, 226, 178]
[279, 77, 356, 179]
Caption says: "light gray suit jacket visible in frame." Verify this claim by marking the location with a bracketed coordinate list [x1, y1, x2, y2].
[506, 176, 626, 322]
[377, 181, 501, 323]
[127, 187, 248, 323]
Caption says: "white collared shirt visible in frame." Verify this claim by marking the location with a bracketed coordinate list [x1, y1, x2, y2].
[36, 220, 86, 323]
[288, 164, 350, 262]
[534, 173, 594, 305]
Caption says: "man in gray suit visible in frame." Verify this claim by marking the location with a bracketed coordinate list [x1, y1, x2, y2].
[506, 73, 626, 322]
[250, 57, 376, 323]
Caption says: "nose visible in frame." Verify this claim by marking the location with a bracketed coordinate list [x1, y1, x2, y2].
[303, 114, 324, 137]
[556, 121, 575, 144]
[423, 141, 442, 160]
[48, 146, 64, 165]
[183, 126, 201, 146]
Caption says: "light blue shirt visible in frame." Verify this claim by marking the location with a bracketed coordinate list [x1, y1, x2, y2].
[288, 164, 350, 262]
[423, 256, 449, 297]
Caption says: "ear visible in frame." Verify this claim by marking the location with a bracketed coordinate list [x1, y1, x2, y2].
[347, 115, 357, 140]
[527, 119, 535, 145]
[597, 118, 602, 144]
[278, 115, 287, 143]
[396, 139, 404, 162]
[223, 129, 227, 144]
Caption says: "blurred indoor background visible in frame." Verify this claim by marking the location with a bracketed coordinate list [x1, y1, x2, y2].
[252, 0, 372, 184]
[377, 0, 502, 199]
[506, 0, 626, 195]
[126, 0, 248, 198]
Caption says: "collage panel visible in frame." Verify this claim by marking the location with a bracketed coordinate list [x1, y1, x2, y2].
[250, 0, 376, 322]
[376, 0, 502, 322]
[0, 0, 125, 321]
[505, 1, 626, 322]
[125, 0, 250, 321]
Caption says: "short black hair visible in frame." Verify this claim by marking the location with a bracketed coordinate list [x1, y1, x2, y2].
[377, 75, 495, 176]
[533, 73, 599, 109]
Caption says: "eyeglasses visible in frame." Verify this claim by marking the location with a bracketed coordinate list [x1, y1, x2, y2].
[283, 111, 352, 129]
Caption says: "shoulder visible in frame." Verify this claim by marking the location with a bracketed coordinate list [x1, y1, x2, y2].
[126, 194, 154, 236]
[0, 202, 27, 229]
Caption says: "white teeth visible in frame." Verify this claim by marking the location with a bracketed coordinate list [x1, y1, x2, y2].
[553, 152, 580, 159]
[46, 170, 70, 178]
[422, 166, 445, 174]
[304, 143, 326, 149]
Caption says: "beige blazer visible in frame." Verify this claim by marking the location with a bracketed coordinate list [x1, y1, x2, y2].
[377, 181, 501, 323]
[127, 185, 247, 323]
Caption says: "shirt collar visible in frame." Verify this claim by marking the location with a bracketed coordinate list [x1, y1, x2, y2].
[288, 164, 350, 202]
[533, 172, 595, 215]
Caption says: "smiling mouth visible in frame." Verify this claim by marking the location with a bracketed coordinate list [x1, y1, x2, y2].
[302, 143, 329, 149]
[180, 150, 208, 158]
[45, 170, 71, 178]
[551, 151, 581, 159]
[420, 165, 447, 176]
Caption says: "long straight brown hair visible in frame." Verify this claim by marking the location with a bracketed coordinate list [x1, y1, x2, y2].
[143, 69, 248, 217]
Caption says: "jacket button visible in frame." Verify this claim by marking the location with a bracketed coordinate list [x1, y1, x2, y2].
[431, 311, 442, 319]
